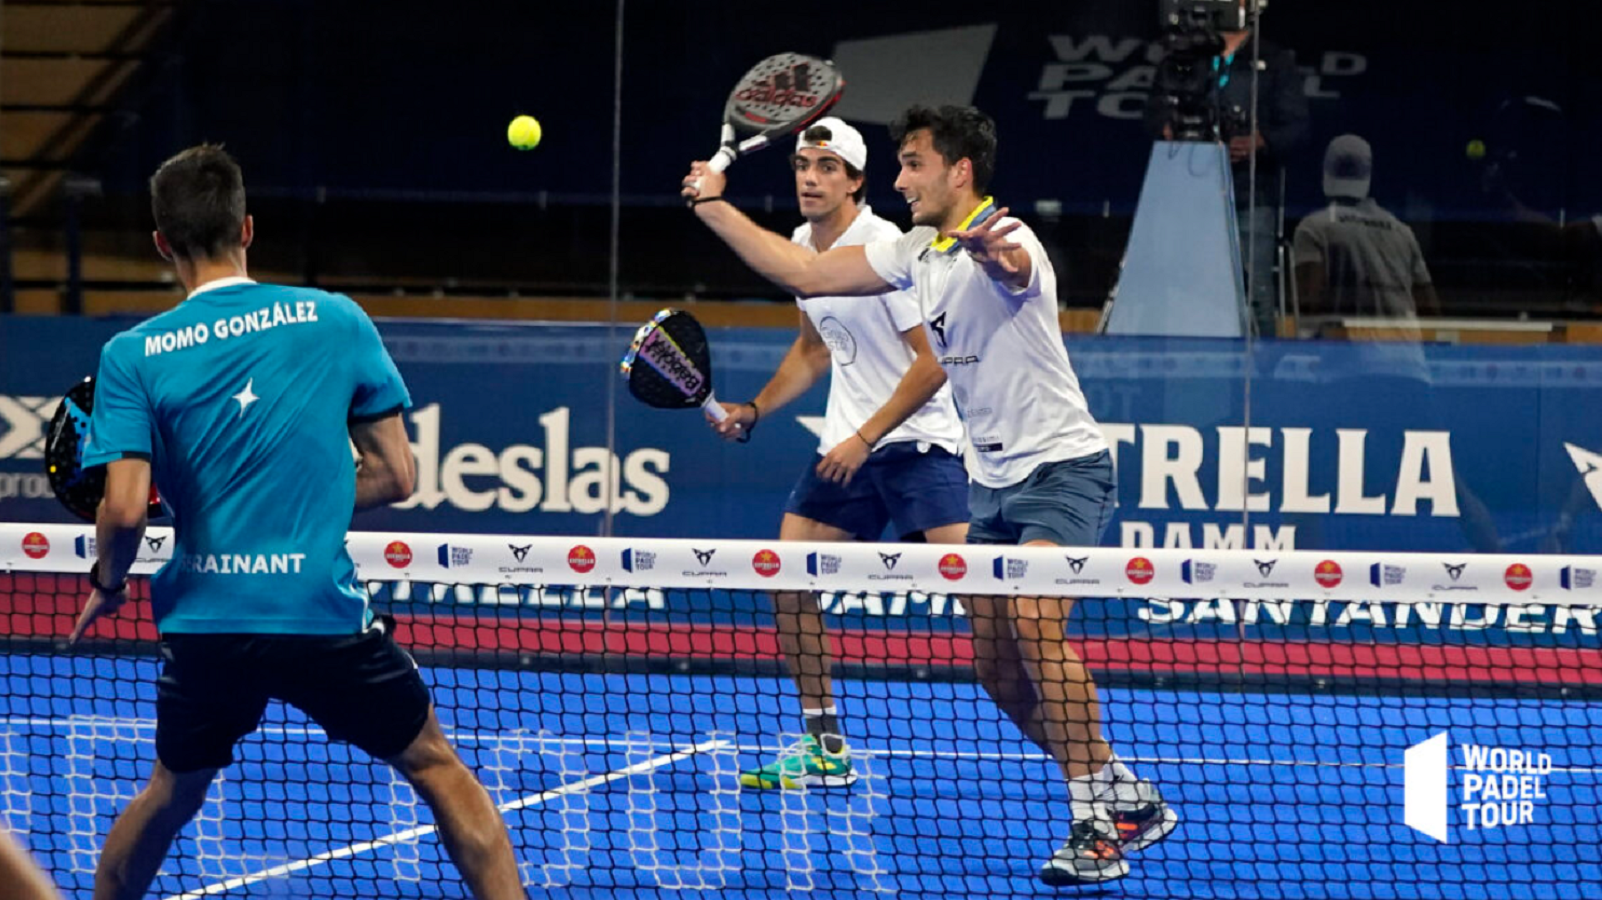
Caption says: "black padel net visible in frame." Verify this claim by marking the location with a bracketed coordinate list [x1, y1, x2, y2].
[3, 525, 1601, 899]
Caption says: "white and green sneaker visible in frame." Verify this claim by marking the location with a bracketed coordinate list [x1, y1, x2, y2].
[738, 735, 858, 790]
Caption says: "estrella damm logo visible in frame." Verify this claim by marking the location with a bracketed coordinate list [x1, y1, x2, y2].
[1315, 560, 1343, 589]
[568, 545, 596, 574]
[1504, 563, 1532, 592]
[384, 541, 412, 568]
[752, 549, 781, 578]
[1126, 557, 1154, 585]
[21, 532, 49, 560]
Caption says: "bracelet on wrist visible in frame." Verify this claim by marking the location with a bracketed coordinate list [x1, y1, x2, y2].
[746, 400, 761, 424]
[88, 562, 126, 595]
[691, 195, 727, 207]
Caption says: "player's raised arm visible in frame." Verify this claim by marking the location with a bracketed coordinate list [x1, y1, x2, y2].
[683, 162, 894, 299]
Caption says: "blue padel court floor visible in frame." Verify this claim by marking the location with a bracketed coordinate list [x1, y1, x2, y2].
[2, 655, 1599, 900]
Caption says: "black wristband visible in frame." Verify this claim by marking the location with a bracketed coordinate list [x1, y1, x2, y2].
[88, 562, 126, 595]
[690, 195, 728, 207]
[746, 400, 762, 425]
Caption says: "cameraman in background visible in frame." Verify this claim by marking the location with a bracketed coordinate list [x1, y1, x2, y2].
[1144, 0, 1309, 338]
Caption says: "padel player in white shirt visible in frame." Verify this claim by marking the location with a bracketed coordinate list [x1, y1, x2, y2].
[684, 104, 1175, 886]
[704, 117, 970, 793]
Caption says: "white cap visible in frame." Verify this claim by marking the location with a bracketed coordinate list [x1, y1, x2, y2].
[1322, 134, 1373, 200]
[796, 117, 867, 171]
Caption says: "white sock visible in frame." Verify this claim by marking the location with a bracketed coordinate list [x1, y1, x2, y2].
[1093, 755, 1152, 807]
[1067, 774, 1108, 824]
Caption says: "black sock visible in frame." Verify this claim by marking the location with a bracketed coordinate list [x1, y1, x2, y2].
[805, 710, 844, 753]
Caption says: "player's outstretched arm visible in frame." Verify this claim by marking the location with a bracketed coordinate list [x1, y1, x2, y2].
[70, 458, 150, 643]
[708, 313, 832, 441]
[949, 207, 1033, 293]
[351, 413, 417, 511]
[816, 324, 947, 485]
[682, 162, 893, 299]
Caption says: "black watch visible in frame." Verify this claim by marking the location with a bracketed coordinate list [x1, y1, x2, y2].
[88, 562, 126, 595]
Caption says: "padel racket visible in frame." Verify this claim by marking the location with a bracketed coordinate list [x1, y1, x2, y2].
[692, 52, 845, 194]
[621, 309, 751, 440]
[44, 376, 164, 522]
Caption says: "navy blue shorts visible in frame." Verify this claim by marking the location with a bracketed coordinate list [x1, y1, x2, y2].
[967, 450, 1116, 546]
[785, 442, 970, 540]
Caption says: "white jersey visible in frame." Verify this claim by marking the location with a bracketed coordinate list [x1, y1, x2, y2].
[792, 205, 964, 456]
[863, 201, 1107, 488]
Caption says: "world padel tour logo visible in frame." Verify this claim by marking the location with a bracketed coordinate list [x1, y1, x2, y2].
[938, 553, 967, 581]
[806, 552, 840, 576]
[1504, 563, 1532, 592]
[568, 545, 596, 574]
[1405, 732, 1553, 843]
[993, 556, 1028, 580]
[1126, 557, 1154, 585]
[621, 548, 655, 573]
[1371, 563, 1405, 587]
[1561, 566, 1595, 589]
[20, 532, 49, 559]
[437, 544, 473, 568]
[1180, 559, 1213, 584]
[1314, 560, 1343, 588]
[384, 541, 412, 568]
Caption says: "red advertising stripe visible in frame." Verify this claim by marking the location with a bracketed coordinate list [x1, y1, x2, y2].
[386, 616, 1602, 686]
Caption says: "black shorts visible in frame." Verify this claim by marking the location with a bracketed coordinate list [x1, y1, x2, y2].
[155, 618, 432, 773]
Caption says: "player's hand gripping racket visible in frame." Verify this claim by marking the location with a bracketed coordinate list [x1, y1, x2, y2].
[44, 376, 165, 522]
[620, 309, 751, 441]
[691, 52, 845, 196]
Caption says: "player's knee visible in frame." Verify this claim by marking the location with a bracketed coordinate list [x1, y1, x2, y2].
[971, 656, 1018, 690]
[390, 727, 462, 784]
[145, 764, 214, 826]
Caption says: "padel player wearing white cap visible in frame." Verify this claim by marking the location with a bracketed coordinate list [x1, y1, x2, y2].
[684, 105, 1176, 886]
[704, 116, 971, 793]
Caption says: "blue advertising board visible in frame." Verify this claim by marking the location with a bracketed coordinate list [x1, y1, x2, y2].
[5, 314, 1602, 557]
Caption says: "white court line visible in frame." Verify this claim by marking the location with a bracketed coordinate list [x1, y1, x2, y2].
[157, 738, 729, 900]
[8, 716, 1602, 774]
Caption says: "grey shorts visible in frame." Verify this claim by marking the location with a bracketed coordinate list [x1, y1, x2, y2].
[966, 450, 1116, 546]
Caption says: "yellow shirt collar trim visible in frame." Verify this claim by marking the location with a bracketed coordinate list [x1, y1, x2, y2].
[928, 196, 998, 254]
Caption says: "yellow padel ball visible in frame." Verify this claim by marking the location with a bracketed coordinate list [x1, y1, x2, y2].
[508, 115, 542, 151]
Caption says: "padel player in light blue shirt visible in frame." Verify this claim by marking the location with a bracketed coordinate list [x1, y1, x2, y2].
[70, 145, 526, 900]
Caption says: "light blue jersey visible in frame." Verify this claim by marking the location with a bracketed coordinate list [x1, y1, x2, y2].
[83, 279, 411, 634]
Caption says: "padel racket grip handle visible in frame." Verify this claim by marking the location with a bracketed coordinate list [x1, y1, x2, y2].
[701, 392, 728, 423]
[692, 147, 737, 195]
